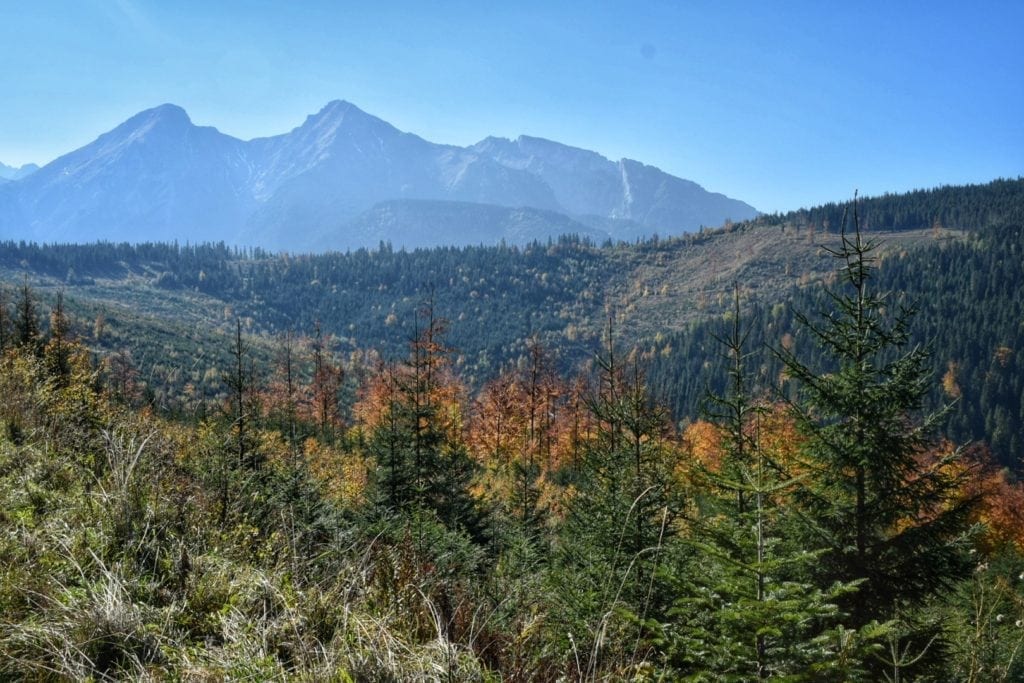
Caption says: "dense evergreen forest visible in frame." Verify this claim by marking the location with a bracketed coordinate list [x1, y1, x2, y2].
[649, 214, 1024, 467]
[1, 179, 1024, 679]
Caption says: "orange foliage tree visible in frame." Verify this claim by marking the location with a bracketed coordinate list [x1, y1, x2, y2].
[467, 339, 567, 528]
[949, 444, 1024, 553]
[355, 299, 483, 537]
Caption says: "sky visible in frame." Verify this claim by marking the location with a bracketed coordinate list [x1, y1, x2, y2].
[0, 0, 1021, 213]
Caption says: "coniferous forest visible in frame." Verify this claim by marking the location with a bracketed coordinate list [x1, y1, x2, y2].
[2, 180, 1024, 680]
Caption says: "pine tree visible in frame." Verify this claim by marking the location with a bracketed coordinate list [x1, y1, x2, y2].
[778, 197, 975, 671]
[551, 316, 681, 675]
[661, 286, 877, 681]
[15, 278, 40, 352]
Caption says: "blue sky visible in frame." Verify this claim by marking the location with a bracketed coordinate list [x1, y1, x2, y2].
[1, 1, 1020, 213]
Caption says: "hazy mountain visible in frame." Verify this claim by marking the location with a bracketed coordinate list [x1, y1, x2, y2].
[242, 101, 563, 249]
[0, 101, 758, 250]
[328, 199, 610, 251]
[471, 136, 757, 234]
[0, 161, 39, 182]
[1, 105, 253, 243]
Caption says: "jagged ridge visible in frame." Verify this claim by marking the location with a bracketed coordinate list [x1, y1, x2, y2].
[0, 101, 757, 250]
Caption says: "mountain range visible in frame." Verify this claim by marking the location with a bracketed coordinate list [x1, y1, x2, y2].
[0, 101, 757, 251]
[0, 161, 39, 183]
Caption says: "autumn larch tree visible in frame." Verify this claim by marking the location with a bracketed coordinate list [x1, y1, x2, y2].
[310, 322, 343, 443]
[366, 297, 485, 540]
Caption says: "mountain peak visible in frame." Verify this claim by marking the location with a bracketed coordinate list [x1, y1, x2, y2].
[289, 99, 405, 148]
[476, 135, 513, 146]
[516, 134, 556, 146]
[110, 103, 194, 140]
[320, 99, 358, 113]
[515, 135, 607, 160]
[306, 99, 373, 125]
[140, 103, 192, 125]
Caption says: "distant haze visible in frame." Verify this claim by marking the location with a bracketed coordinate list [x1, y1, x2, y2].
[0, 162, 39, 182]
[0, 101, 757, 252]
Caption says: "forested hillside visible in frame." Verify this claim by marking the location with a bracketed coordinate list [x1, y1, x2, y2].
[649, 180, 1024, 466]
[1, 178, 1021, 458]
[0, 178, 1023, 679]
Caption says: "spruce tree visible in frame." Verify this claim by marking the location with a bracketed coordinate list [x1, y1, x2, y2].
[509, 338, 559, 533]
[0, 285, 10, 353]
[311, 322, 343, 443]
[44, 290, 73, 385]
[369, 360, 416, 511]
[15, 278, 40, 352]
[552, 316, 681, 675]
[661, 286, 877, 681]
[777, 197, 974, 669]
[225, 319, 261, 470]
[369, 299, 485, 540]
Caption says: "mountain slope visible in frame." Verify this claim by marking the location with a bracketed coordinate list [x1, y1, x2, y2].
[0, 101, 756, 250]
[329, 199, 609, 251]
[242, 101, 564, 249]
[0, 161, 39, 182]
[473, 136, 757, 232]
[2, 105, 253, 244]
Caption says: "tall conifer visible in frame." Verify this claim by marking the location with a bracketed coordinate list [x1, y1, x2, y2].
[778, 196, 975, 672]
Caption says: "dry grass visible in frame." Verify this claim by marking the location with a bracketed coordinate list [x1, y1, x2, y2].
[605, 225, 965, 338]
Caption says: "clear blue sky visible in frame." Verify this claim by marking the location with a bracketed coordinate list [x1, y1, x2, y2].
[1, 1, 1021, 213]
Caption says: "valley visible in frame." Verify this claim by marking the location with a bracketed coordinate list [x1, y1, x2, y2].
[1, 177, 1022, 681]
